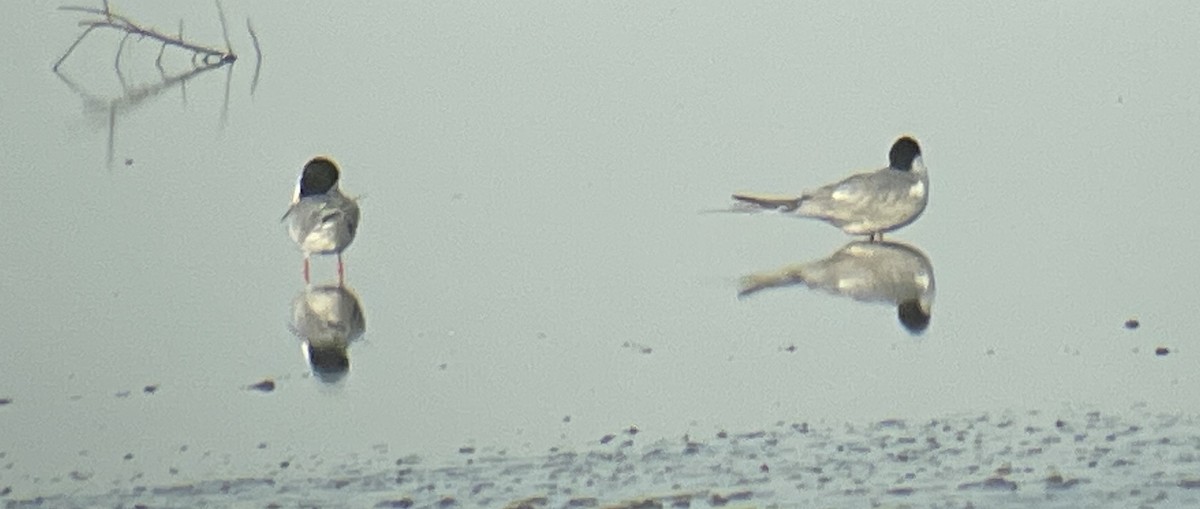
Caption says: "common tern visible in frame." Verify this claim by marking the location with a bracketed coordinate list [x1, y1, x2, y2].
[732, 136, 927, 241]
[283, 156, 360, 285]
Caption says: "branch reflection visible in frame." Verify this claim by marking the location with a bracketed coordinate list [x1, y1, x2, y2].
[54, 62, 231, 169]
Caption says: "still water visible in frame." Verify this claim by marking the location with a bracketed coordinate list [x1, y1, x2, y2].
[2, 1, 1199, 507]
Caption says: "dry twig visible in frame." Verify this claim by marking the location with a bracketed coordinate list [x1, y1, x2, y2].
[54, 2, 236, 72]
[52, 1, 263, 168]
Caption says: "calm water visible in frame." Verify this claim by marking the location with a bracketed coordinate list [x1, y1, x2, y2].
[2, 1, 1199, 507]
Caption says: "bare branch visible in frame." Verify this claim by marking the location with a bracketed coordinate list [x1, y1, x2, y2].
[247, 18, 262, 95]
[56, 3, 235, 71]
[54, 2, 259, 168]
[155, 42, 167, 75]
[52, 24, 97, 71]
[216, 0, 232, 54]
[158, 19, 180, 75]
[115, 31, 130, 89]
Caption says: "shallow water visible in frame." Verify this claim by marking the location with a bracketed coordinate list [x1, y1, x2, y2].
[2, 1, 1199, 508]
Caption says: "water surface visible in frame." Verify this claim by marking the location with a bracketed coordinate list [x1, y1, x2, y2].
[1, 1, 1198, 506]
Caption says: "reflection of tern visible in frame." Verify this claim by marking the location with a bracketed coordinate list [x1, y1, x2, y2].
[289, 284, 366, 383]
[731, 136, 927, 241]
[282, 156, 360, 285]
[739, 240, 935, 334]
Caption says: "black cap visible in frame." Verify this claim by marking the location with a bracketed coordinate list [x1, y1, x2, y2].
[897, 299, 930, 334]
[299, 157, 340, 197]
[888, 137, 922, 171]
[308, 343, 350, 383]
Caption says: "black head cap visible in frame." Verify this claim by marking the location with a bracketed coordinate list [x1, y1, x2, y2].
[888, 137, 922, 171]
[299, 157, 340, 197]
[308, 343, 350, 383]
[897, 299, 930, 334]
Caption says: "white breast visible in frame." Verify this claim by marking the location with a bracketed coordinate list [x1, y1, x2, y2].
[908, 180, 926, 199]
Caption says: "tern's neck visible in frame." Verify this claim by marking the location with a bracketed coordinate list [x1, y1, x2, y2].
[907, 155, 927, 174]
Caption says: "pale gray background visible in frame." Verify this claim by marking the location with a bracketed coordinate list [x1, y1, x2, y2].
[2, 0, 1198, 498]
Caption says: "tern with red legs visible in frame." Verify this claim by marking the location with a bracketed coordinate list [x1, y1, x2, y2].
[282, 156, 361, 285]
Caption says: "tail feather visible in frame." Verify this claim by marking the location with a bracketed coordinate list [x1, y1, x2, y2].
[731, 192, 802, 212]
[737, 265, 807, 298]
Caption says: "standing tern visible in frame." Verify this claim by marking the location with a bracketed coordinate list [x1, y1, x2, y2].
[283, 156, 361, 285]
[732, 136, 927, 241]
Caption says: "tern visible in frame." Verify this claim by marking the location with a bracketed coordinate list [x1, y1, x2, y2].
[732, 136, 927, 241]
[283, 156, 360, 285]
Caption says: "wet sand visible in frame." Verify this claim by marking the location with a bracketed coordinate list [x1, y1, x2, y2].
[6, 406, 1200, 508]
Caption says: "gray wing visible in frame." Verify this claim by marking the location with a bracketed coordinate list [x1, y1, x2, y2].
[315, 194, 360, 241]
[284, 202, 311, 240]
[797, 169, 915, 222]
[341, 198, 361, 237]
[283, 198, 341, 243]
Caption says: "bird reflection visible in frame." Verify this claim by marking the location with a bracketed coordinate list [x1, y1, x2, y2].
[289, 284, 366, 383]
[739, 240, 935, 334]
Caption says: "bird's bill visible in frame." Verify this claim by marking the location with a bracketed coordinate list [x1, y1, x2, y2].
[280, 203, 297, 222]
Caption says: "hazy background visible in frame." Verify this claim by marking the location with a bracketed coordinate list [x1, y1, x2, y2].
[2, 0, 1198, 497]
